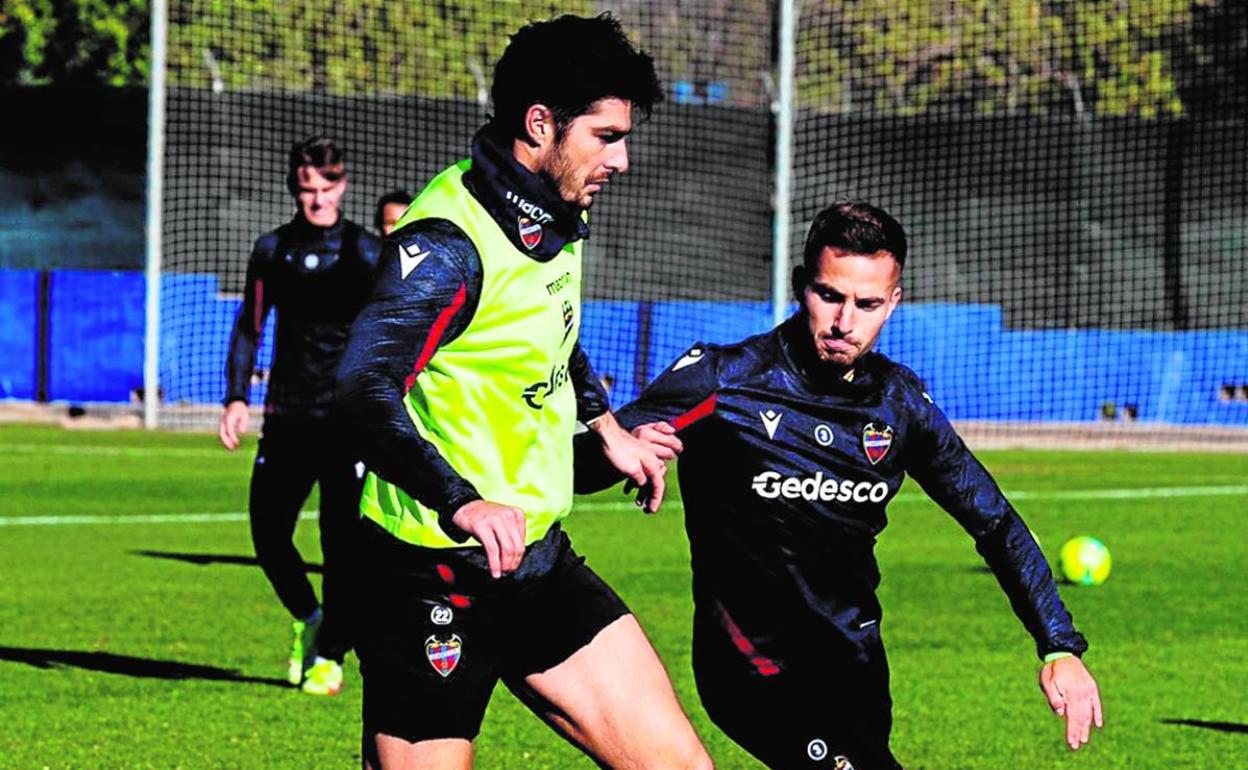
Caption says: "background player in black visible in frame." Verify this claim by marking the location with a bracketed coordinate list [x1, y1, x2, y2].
[578, 202, 1103, 769]
[373, 189, 414, 236]
[220, 136, 381, 696]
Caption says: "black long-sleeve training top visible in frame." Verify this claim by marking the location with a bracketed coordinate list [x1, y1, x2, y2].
[578, 315, 1087, 664]
[225, 214, 381, 418]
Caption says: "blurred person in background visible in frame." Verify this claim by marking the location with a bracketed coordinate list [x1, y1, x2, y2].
[220, 135, 381, 696]
[374, 189, 416, 236]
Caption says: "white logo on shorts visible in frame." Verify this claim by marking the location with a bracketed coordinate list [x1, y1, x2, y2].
[430, 605, 453, 626]
[807, 739, 828, 761]
[303, 253, 319, 270]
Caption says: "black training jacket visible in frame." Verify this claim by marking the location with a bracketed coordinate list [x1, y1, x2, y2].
[578, 315, 1088, 665]
[225, 214, 380, 418]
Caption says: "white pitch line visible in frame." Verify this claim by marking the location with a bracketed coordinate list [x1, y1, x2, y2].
[0, 511, 314, 526]
[0, 443, 232, 459]
[2, 485, 1245, 527]
[993, 485, 1248, 501]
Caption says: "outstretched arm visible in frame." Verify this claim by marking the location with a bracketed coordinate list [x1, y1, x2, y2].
[904, 389, 1101, 748]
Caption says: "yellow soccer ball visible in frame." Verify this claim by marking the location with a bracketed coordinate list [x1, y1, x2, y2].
[1059, 536, 1112, 586]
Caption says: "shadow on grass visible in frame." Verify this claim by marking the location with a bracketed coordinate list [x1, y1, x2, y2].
[1160, 718, 1248, 734]
[0, 646, 290, 687]
[132, 550, 322, 574]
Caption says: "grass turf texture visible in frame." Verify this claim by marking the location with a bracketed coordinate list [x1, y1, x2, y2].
[1, 423, 1245, 769]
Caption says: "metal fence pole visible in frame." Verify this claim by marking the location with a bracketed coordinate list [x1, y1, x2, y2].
[771, 0, 797, 327]
[144, 0, 168, 429]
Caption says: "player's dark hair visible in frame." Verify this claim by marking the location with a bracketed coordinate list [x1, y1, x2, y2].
[286, 136, 345, 196]
[488, 13, 662, 142]
[373, 189, 415, 232]
[802, 201, 908, 273]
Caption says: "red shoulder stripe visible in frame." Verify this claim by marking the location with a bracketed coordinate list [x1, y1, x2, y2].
[253, 280, 265, 334]
[404, 282, 468, 393]
[671, 393, 717, 431]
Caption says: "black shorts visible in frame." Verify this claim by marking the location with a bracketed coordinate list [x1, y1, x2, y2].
[692, 608, 903, 770]
[354, 518, 630, 744]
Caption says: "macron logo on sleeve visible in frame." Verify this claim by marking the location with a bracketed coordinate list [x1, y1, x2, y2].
[399, 243, 430, 279]
[673, 347, 704, 371]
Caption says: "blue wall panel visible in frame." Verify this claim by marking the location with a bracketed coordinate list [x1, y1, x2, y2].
[159, 273, 275, 405]
[12, 266, 1246, 426]
[0, 270, 39, 399]
[47, 270, 145, 402]
[580, 302, 641, 407]
[647, 301, 774, 388]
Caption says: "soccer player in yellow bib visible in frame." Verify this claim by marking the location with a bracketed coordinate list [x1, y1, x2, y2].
[335, 14, 712, 770]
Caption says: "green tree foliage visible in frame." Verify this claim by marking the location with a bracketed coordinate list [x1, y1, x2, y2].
[167, 0, 591, 97]
[0, 0, 149, 85]
[1, 0, 1241, 118]
[612, 0, 771, 106]
[795, 0, 1227, 117]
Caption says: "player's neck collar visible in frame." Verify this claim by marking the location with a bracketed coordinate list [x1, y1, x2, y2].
[465, 126, 589, 261]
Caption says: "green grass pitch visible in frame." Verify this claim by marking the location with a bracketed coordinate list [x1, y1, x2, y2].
[1, 423, 1246, 769]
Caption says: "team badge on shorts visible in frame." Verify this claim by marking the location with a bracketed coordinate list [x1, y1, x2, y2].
[425, 635, 462, 678]
[832, 756, 855, 770]
[862, 422, 893, 465]
[518, 216, 543, 250]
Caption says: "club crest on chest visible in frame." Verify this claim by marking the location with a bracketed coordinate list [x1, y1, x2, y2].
[518, 216, 543, 250]
[862, 422, 893, 465]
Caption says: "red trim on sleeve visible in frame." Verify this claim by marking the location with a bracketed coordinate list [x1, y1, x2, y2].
[404, 283, 468, 393]
[671, 393, 717, 431]
[253, 280, 265, 334]
[716, 600, 781, 676]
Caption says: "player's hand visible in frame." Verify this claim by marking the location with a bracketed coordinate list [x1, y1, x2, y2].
[451, 500, 527, 579]
[219, 401, 250, 450]
[632, 421, 683, 461]
[1039, 656, 1103, 750]
[592, 412, 667, 514]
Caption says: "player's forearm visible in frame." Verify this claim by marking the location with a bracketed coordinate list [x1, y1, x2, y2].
[976, 510, 1089, 658]
[223, 320, 260, 405]
[569, 343, 610, 424]
[572, 427, 627, 494]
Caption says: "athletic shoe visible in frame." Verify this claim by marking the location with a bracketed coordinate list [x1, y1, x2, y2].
[287, 610, 322, 685]
[301, 657, 343, 696]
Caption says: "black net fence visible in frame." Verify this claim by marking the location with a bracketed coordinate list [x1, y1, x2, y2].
[155, 0, 1247, 443]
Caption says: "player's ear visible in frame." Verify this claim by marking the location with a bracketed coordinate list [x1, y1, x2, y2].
[885, 284, 903, 322]
[790, 265, 808, 304]
[524, 104, 556, 149]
